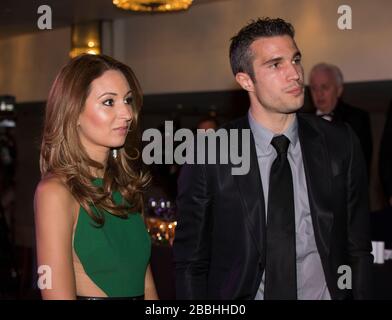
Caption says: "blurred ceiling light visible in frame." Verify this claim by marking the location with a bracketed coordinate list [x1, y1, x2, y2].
[112, 0, 193, 12]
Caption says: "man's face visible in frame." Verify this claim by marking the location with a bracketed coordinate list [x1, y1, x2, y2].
[247, 35, 304, 114]
[309, 69, 342, 114]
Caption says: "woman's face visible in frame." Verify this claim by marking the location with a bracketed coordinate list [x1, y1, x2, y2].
[78, 69, 133, 159]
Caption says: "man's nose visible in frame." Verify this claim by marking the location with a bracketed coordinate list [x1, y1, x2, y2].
[287, 63, 302, 81]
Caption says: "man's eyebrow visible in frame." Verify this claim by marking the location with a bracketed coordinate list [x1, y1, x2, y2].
[263, 51, 302, 66]
[263, 56, 283, 66]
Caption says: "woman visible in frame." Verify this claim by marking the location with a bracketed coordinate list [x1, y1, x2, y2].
[34, 54, 158, 300]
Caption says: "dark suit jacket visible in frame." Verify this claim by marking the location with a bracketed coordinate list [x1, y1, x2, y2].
[173, 113, 373, 300]
[379, 102, 392, 199]
[332, 100, 373, 175]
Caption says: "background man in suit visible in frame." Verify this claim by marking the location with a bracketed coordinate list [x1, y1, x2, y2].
[173, 18, 373, 300]
[309, 63, 373, 174]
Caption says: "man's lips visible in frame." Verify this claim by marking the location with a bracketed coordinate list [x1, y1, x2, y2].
[286, 86, 304, 95]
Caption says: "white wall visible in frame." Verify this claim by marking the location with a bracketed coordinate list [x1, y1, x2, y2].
[114, 0, 392, 94]
[0, 0, 391, 101]
[0, 27, 70, 102]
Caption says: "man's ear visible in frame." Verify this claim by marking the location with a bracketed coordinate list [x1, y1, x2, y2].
[235, 72, 255, 92]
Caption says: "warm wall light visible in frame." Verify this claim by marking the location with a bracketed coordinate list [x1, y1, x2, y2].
[69, 22, 101, 58]
[112, 0, 193, 12]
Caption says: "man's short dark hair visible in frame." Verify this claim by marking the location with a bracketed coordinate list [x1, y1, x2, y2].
[229, 17, 295, 80]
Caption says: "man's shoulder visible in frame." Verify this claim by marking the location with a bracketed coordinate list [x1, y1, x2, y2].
[337, 101, 370, 120]
[299, 112, 348, 134]
[299, 112, 361, 159]
[298, 112, 354, 149]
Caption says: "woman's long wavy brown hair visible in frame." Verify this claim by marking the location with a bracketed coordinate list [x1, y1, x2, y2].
[40, 54, 150, 225]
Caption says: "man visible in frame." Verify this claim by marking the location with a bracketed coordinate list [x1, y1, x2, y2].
[173, 18, 373, 300]
[309, 63, 373, 174]
[379, 101, 392, 206]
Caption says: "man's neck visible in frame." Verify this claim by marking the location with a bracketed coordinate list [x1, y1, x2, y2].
[250, 106, 295, 135]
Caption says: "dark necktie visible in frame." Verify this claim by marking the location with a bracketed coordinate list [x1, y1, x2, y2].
[264, 135, 297, 300]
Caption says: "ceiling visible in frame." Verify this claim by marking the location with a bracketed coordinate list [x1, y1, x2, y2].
[0, 0, 225, 39]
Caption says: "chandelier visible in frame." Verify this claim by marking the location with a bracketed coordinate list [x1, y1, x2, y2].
[112, 0, 193, 12]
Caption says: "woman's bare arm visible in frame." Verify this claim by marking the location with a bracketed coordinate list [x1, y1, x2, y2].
[34, 177, 79, 299]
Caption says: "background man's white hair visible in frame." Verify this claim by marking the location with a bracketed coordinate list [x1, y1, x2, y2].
[310, 63, 344, 87]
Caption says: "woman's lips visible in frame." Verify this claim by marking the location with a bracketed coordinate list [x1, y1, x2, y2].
[113, 126, 128, 135]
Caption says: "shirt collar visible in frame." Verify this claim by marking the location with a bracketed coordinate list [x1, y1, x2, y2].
[248, 110, 299, 153]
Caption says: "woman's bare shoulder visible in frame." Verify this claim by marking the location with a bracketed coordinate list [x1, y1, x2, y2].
[34, 174, 78, 220]
[35, 174, 71, 200]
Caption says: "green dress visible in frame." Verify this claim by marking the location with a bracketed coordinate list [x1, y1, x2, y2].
[73, 178, 151, 297]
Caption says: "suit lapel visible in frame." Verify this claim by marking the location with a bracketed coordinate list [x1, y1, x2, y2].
[298, 114, 334, 258]
[233, 117, 266, 262]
